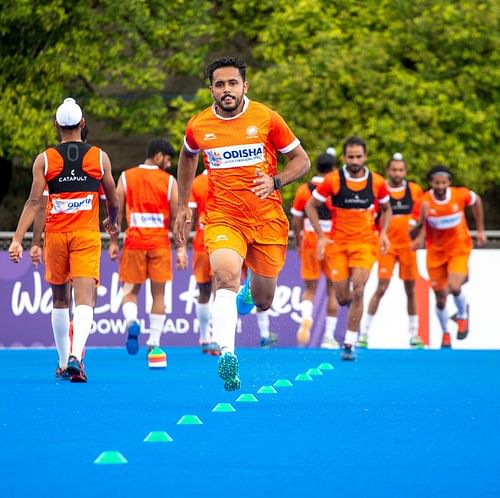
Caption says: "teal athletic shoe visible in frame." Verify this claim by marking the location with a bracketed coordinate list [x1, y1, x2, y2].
[260, 332, 278, 349]
[126, 321, 141, 355]
[357, 333, 369, 348]
[236, 271, 255, 315]
[217, 351, 241, 391]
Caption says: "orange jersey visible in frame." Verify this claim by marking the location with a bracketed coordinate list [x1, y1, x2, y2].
[121, 165, 174, 250]
[386, 181, 423, 249]
[188, 171, 209, 252]
[420, 187, 476, 252]
[291, 176, 333, 250]
[44, 142, 103, 232]
[313, 166, 390, 243]
[184, 97, 299, 229]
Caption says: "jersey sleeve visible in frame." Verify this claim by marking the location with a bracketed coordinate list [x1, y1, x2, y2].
[184, 116, 200, 154]
[458, 187, 477, 207]
[290, 184, 309, 216]
[374, 174, 390, 203]
[313, 171, 337, 203]
[268, 110, 300, 153]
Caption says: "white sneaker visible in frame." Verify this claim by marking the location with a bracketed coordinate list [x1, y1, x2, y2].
[297, 317, 313, 345]
[320, 336, 339, 349]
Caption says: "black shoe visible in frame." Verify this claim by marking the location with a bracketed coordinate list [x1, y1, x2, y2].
[55, 366, 70, 381]
[341, 345, 356, 361]
[66, 355, 88, 383]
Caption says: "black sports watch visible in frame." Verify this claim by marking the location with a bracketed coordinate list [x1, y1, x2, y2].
[272, 176, 282, 190]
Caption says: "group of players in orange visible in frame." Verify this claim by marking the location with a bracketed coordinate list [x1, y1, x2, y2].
[8, 56, 486, 390]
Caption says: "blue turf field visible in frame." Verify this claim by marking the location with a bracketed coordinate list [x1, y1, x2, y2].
[1, 347, 499, 498]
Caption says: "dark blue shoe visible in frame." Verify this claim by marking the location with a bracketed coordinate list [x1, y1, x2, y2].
[341, 345, 356, 361]
[236, 272, 254, 315]
[66, 355, 88, 383]
[126, 321, 141, 355]
[201, 342, 221, 356]
[55, 366, 70, 381]
[217, 351, 241, 391]
[260, 332, 278, 348]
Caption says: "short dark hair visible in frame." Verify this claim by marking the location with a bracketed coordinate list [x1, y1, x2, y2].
[316, 153, 336, 173]
[427, 164, 452, 181]
[206, 56, 247, 84]
[343, 136, 367, 154]
[146, 139, 175, 159]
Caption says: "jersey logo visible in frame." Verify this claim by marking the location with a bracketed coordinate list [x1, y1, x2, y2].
[130, 212, 165, 228]
[50, 194, 93, 214]
[205, 144, 264, 169]
[204, 133, 217, 141]
[246, 126, 258, 138]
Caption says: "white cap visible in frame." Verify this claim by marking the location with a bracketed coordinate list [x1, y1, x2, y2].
[56, 98, 83, 126]
[326, 147, 336, 157]
[392, 152, 404, 160]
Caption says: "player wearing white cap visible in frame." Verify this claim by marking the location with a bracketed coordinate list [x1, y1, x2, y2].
[9, 98, 119, 382]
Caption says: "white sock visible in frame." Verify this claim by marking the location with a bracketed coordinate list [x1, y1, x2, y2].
[147, 313, 166, 347]
[71, 305, 93, 361]
[300, 299, 313, 320]
[435, 307, 449, 333]
[212, 289, 238, 353]
[344, 329, 359, 348]
[361, 313, 374, 336]
[256, 309, 270, 339]
[409, 315, 419, 337]
[453, 293, 468, 319]
[122, 301, 138, 325]
[323, 316, 338, 341]
[51, 308, 70, 368]
[196, 302, 212, 343]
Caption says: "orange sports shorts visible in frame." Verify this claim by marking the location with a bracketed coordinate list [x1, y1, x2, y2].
[426, 247, 470, 290]
[193, 249, 212, 284]
[324, 240, 377, 282]
[378, 246, 419, 281]
[300, 245, 329, 281]
[119, 247, 172, 284]
[44, 230, 101, 285]
[204, 219, 288, 278]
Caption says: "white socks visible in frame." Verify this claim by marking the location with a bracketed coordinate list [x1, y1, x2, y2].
[122, 301, 138, 325]
[453, 292, 468, 319]
[361, 313, 374, 336]
[195, 301, 212, 343]
[51, 308, 70, 368]
[409, 315, 419, 337]
[344, 330, 359, 347]
[256, 309, 270, 339]
[300, 299, 313, 320]
[71, 305, 93, 361]
[147, 313, 166, 347]
[212, 289, 238, 353]
[435, 307, 449, 333]
[323, 316, 338, 341]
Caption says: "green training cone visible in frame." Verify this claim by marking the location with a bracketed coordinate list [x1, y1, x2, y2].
[274, 379, 293, 387]
[306, 368, 324, 376]
[295, 373, 313, 381]
[94, 451, 128, 464]
[257, 385, 278, 394]
[144, 431, 174, 442]
[212, 403, 236, 412]
[318, 362, 335, 371]
[177, 415, 203, 425]
[236, 393, 258, 402]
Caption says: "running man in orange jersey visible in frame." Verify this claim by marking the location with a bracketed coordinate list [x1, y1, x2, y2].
[359, 153, 425, 349]
[305, 136, 391, 361]
[173, 56, 310, 391]
[291, 149, 340, 348]
[189, 168, 220, 355]
[108, 139, 188, 356]
[412, 165, 486, 348]
[9, 98, 119, 382]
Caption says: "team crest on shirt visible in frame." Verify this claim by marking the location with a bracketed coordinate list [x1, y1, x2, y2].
[452, 203, 459, 212]
[246, 125, 258, 138]
[205, 149, 223, 168]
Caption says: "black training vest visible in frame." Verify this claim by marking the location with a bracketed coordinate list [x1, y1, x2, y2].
[389, 182, 413, 215]
[47, 142, 100, 194]
[331, 168, 374, 209]
[308, 181, 332, 220]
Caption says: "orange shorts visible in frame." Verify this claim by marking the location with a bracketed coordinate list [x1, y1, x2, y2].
[324, 241, 377, 282]
[204, 219, 288, 278]
[44, 230, 101, 285]
[193, 250, 212, 284]
[119, 247, 172, 284]
[427, 247, 469, 290]
[378, 246, 419, 281]
[300, 246, 329, 280]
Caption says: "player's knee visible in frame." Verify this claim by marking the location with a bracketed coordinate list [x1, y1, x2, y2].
[213, 269, 239, 293]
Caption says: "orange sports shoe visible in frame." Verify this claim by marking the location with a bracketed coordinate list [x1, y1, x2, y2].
[441, 331, 451, 349]
[456, 317, 469, 340]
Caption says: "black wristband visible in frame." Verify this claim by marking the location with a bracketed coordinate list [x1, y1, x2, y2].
[272, 176, 282, 190]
